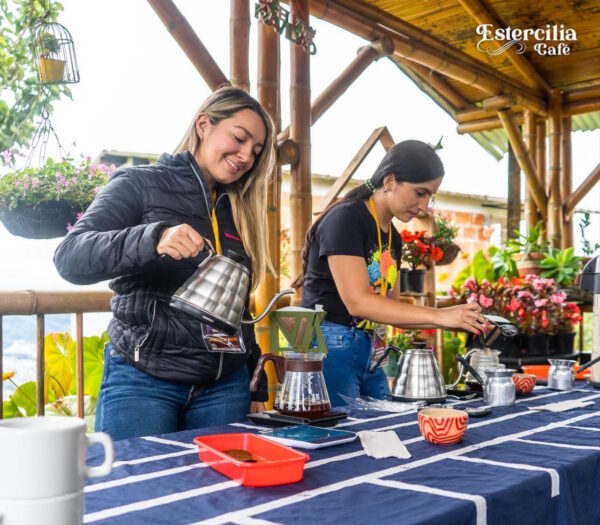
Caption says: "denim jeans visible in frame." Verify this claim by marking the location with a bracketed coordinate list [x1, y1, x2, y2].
[320, 321, 389, 407]
[95, 343, 251, 441]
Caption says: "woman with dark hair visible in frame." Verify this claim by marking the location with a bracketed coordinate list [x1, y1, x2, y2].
[292, 140, 488, 406]
[54, 86, 276, 439]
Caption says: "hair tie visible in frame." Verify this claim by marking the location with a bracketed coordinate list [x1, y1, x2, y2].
[365, 179, 375, 194]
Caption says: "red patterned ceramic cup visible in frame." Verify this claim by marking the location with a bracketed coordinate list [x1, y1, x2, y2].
[418, 408, 468, 445]
[512, 373, 537, 395]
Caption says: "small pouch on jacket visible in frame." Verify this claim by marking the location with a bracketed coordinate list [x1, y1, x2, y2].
[201, 324, 247, 354]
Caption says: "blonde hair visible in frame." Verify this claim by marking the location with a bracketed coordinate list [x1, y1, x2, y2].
[174, 86, 276, 288]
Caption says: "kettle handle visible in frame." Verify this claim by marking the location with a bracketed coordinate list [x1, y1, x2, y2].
[159, 237, 214, 261]
[455, 353, 485, 385]
[249, 353, 285, 392]
[369, 345, 402, 374]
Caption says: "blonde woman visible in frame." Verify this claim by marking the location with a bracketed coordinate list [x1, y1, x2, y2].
[54, 86, 276, 440]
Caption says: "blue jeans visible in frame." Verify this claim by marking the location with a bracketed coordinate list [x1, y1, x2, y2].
[95, 343, 251, 441]
[320, 321, 389, 407]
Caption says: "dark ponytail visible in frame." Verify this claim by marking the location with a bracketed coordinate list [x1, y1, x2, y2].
[291, 140, 444, 290]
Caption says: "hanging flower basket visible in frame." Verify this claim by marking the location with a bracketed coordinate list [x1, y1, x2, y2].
[436, 243, 461, 266]
[0, 200, 80, 239]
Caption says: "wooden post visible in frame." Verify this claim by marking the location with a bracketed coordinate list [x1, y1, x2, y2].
[76, 313, 84, 418]
[548, 91, 563, 248]
[523, 112, 538, 231]
[565, 162, 600, 216]
[535, 118, 547, 234]
[497, 109, 547, 218]
[507, 143, 521, 240]
[36, 314, 44, 416]
[289, 0, 312, 303]
[256, 20, 281, 407]
[147, 0, 229, 90]
[278, 37, 394, 142]
[561, 116, 573, 249]
[230, 0, 250, 91]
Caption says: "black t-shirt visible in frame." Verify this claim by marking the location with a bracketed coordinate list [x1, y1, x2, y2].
[301, 199, 403, 327]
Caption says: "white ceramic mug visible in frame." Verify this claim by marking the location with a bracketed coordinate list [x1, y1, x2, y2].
[0, 491, 83, 525]
[0, 416, 113, 500]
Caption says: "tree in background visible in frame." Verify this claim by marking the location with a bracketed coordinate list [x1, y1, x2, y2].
[0, 0, 70, 152]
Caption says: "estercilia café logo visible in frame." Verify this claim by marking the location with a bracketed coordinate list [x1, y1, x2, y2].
[476, 24, 576, 56]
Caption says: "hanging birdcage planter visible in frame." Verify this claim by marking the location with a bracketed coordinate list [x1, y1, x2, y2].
[32, 19, 79, 85]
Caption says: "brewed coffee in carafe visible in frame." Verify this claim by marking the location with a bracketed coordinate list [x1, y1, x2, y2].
[273, 352, 330, 418]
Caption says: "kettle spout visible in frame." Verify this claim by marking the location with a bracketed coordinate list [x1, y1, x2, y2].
[241, 289, 295, 325]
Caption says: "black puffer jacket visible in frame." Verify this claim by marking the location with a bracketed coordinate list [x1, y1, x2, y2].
[54, 151, 268, 401]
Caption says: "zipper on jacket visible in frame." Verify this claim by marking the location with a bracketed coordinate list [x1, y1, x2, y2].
[134, 299, 157, 362]
[215, 353, 224, 381]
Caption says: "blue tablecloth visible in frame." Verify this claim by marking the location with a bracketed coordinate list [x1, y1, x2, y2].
[83, 384, 600, 525]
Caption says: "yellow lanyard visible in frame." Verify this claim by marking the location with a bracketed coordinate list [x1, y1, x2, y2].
[369, 196, 392, 297]
[211, 190, 222, 255]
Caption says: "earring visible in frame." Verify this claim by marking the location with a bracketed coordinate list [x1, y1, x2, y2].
[199, 136, 203, 142]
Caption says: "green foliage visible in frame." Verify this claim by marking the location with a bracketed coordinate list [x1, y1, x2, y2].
[2, 331, 106, 420]
[452, 247, 518, 290]
[432, 214, 458, 246]
[0, 0, 70, 151]
[442, 331, 466, 384]
[539, 247, 583, 286]
[506, 221, 550, 259]
[578, 212, 600, 257]
[0, 154, 113, 209]
[37, 30, 60, 57]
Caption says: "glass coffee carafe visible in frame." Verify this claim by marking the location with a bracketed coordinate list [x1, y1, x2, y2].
[250, 351, 330, 418]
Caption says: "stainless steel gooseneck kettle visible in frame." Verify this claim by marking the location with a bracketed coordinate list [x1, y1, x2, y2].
[168, 245, 293, 335]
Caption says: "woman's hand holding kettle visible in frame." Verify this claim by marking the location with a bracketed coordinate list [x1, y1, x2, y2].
[436, 303, 489, 335]
[157, 224, 214, 260]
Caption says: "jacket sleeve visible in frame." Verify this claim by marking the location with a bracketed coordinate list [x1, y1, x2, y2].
[54, 170, 169, 285]
[242, 321, 269, 402]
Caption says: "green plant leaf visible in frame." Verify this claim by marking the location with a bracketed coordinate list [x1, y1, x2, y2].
[45, 332, 74, 401]
[2, 398, 23, 418]
[10, 380, 37, 416]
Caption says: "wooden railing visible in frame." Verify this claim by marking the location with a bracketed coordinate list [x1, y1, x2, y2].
[0, 290, 113, 419]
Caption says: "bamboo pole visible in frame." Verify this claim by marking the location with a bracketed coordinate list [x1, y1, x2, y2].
[278, 37, 394, 142]
[548, 92, 562, 248]
[536, 118, 547, 195]
[457, 0, 550, 92]
[317, 127, 394, 213]
[507, 144, 521, 240]
[0, 291, 113, 315]
[230, 0, 250, 91]
[289, 0, 312, 303]
[523, 112, 539, 230]
[36, 314, 44, 416]
[406, 62, 469, 109]
[76, 313, 84, 419]
[565, 162, 600, 217]
[256, 20, 281, 407]
[564, 85, 600, 103]
[563, 98, 600, 117]
[483, 93, 546, 117]
[561, 116, 573, 249]
[456, 106, 502, 123]
[457, 114, 524, 134]
[301, 0, 546, 111]
[277, 139, 299, 166]
[147, 0, 229, 90]
[307, 0, 544, 98]
[497, 109, 547, 218]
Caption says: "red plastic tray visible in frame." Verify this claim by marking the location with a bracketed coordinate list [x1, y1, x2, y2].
[193, 433, 309, 487]
[521, 364, 591, 381]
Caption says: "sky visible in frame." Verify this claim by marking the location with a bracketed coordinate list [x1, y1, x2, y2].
[1, 0, 599, 296]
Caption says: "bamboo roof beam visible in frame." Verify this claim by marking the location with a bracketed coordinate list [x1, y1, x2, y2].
[278, 37, 394, 143]
[563, 98, 600, 116]
[564, 85, 600, 103]
[317, 126, 394, 213]
[303, 0, 546, 106]
[457, 0, 550, 93]
[497, 109, 547, 218]
[457, 113, 524, 133]
[564, 162, 600, 217]
[404, 62, 470, 109]
[547, 92, 563, 247]
[148, 0, 229, 90]
[230, 0, 250, 91]
[483, 93, 547, 117]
